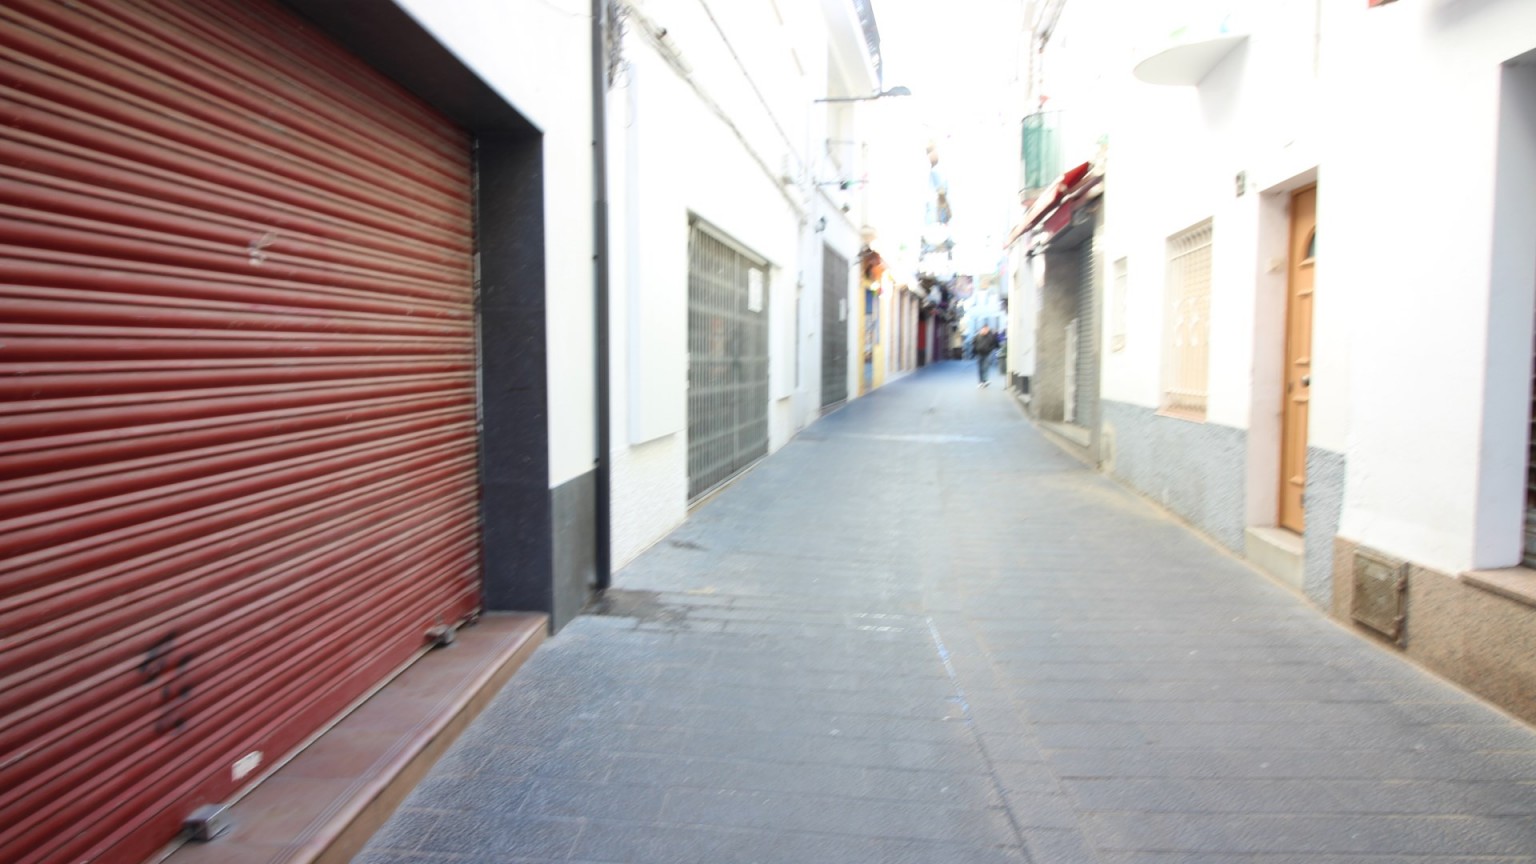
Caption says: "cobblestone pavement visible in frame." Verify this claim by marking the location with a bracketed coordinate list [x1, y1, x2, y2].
[361, 361, 1536, 863]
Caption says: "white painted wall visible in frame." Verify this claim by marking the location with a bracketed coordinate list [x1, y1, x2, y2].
[394, 0, 596, 489]
[1029, 0, 1335, 540]
[1324, 1, 1536, 574]
[605, 19, 803, 565]
[1031, 0, 1536, 578]
[603, 0, 873, 567]
[1007, 248, 1036, 380]
[795, 220, 824, 431]
[1092, 0, 1323, 439]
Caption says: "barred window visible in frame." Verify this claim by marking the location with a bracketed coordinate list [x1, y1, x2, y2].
[1162, 221, 1213, 418]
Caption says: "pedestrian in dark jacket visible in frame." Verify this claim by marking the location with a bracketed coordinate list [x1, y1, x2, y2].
[973, 325, 999, 387]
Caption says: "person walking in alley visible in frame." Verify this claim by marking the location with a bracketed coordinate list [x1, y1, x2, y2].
[973, 323, 999, 387]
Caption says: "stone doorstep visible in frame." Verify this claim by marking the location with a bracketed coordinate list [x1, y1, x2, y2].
[1039, 420, 1091, 448]
[1246, 526, 1305, 593]
[162, 612, 547, 864]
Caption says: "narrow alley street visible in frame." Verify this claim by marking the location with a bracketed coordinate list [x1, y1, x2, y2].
[361, 362, 1536, 864]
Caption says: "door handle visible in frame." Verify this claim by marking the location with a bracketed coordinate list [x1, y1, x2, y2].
[1301, 375, 1311, 387]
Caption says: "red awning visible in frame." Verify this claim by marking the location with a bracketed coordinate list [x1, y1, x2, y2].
[1004, 161, 1095, 249]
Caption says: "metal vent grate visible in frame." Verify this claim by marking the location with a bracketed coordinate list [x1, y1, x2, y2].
[1351, 548, 1409, 641]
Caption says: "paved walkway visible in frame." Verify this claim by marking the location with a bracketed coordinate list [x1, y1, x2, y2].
[361, 361, 1536, 863]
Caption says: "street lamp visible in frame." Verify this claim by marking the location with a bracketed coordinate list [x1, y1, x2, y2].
[814, 86, 912, 103]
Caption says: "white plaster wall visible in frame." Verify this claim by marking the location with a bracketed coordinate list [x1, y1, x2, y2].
[1008, 249, 1037, 380]
[609, 435, 687, 568]
[1097, 81, 1201, 412]
[795, 227, 823, 431]
[1324, 0, 1536, 573]
[1478, 59, 1536, 569]
[1042, 0, 1536, 576]
[607, 0, 855, 564]
[881, 283, 915, 386]
[823, 200, 862, 406]
[605, 52, 688, 569]
[394, 0, 596, 489]
[768, 257, 798, 452]
[1093, 0, 1322, 436]
[621, 53, 687, 448]
[1050, 0, 1204, 412]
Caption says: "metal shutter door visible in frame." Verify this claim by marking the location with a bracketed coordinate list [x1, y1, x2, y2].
[1074, 237, 1098, 429]
[821, 245, 848, 407]
[687, 223, 769, 501]
[1527, 308, 1536, 567]
[0, 2, 480, 861]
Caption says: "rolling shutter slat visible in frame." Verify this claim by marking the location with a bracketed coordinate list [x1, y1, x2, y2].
[0, 2, 482, 861]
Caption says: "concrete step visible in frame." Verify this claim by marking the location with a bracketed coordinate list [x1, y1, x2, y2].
[164, 612, 545, 864]
[1246, 525, 1305, 593]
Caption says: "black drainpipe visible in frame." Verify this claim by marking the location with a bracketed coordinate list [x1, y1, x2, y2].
[592, 0, 612, 593]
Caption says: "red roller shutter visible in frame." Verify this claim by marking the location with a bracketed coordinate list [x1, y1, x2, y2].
[0, 2, 482, 862]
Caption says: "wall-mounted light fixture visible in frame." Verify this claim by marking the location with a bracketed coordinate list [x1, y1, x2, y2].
[814, 86, 912, 104]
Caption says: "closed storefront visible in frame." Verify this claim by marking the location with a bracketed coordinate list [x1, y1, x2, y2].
[686, 221, 769, 501]
[0, 1, 481, 860]
[1070, 235, 1099, 430]
[821, 244, 849, 407]
[1038, 229, 1101, 437]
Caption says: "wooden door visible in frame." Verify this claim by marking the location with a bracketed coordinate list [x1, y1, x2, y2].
[1280, 185, 1317, 532]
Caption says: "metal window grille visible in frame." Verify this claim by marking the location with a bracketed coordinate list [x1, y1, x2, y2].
[687, 223, 770, 500]
[1111, 256, 1129, 353]
[1162, 221, 1213, 418]
[1022, 111, 1062, 198]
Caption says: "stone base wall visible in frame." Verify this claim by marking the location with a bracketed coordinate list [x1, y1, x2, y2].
[1100, 400, 1247, 553]
[1303, 447, 1346, 607]
[1332, 536, 1536, 725]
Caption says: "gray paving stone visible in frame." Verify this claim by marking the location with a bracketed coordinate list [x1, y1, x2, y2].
[1082, 811, 1536, 856]
[660, 786, 1019, 844]
[858, 837, 1031, 864]
[993, 760, 1067, 795]
[363, 362, 1536, 863]
[605, 752, 863, 798]
[517, 778, 665, 822]
[399, 775, 533, 815]
[999, 791, 1080, 829]
[1100, 856, 1536, 864]
[364, 808, 445, 852]
[1064, 777, 1344, 814]
[569, 821, 777, 864]
[352, 851, 470, 864]
[469, 744, 614, 784]
[419, 812, 580, 859]
[857, 765, 1005, 807]
[1020, 827, 1102, 864]
[572, 820, 1027, 864]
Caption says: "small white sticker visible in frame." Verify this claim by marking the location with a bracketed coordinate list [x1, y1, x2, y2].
[748, 269, 764, 313]
[232, 751, 263, 782]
